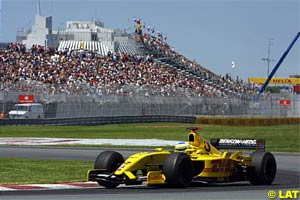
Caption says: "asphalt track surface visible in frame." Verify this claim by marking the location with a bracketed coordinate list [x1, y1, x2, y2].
[1, 146, 299, 200]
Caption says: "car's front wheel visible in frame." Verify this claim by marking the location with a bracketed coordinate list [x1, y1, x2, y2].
[163, 152, 194, 187]
[94, 151, 124, 188]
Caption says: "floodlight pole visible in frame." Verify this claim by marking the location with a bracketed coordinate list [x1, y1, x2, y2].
[262, 39, 275, 77]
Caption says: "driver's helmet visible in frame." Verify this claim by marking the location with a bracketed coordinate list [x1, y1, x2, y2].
[174, 142, 190, 151]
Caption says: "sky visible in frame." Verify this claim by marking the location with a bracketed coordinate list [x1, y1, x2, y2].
[0, 0, 299, 81]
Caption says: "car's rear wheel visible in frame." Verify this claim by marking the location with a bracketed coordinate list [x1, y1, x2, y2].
[248, 151, 276, 185]
[94, 151, 124, 188]
[163, 152, 194, 187]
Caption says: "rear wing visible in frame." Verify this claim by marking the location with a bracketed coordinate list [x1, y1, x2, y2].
[210, 139, 265, 151]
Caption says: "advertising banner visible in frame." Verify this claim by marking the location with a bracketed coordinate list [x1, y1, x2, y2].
[279, 100, 291, 106]
[18, 95, 34, 103]
[248, 78, 300, 84]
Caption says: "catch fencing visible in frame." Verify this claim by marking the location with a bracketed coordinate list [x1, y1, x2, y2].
[1, 87, 299, 119]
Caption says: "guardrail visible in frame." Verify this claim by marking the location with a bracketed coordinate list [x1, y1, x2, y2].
[0, 115, 196, 126]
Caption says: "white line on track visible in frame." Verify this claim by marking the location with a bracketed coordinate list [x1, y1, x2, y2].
[0, 137, 182, 146]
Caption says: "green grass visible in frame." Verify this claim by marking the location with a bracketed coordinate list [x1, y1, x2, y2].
[0, 123, 299, 152]
[0, 123, 190, 139]
[0, 158, 93, 184]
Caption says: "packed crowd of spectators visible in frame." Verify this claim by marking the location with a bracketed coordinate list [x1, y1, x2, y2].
[142, 34, 258, 97]
[0, 41, 257, 98]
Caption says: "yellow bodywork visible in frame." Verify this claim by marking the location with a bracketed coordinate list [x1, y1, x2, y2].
[147, 171, 166, 185]
[115, 150, 170, 177]
[181, 130, 252, 178]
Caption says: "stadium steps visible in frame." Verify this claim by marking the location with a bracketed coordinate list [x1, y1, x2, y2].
[115, 41, 139, 55]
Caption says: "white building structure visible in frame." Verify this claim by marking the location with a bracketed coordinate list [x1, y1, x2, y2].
[57, 20, 115, 54]
[57, 20, 139, 55]
[17, 0, 139, 56]
[20, 0, 57, 49]
[21, 15, 57, 49]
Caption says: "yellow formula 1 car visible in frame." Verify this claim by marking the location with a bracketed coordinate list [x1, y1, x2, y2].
[87, 128, 276, 188]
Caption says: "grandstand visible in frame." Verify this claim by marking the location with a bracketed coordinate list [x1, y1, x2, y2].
[0, 41, 256, 101]
[11, 1, 252, 99]
[7, 5, 256, 99]
[1, 1, 299, 119]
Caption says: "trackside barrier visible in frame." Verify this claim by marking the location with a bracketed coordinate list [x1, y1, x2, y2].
[1, 116, 298, 126]
[0, 115, 196, 126]
[195, 117, 300, 126]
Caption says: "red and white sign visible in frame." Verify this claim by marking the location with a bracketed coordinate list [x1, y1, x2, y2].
[293, 85, 300, 94]
[279, 100, 291, 106]
[18, 95, 34, 103]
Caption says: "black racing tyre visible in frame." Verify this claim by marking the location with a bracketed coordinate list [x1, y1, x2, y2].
[94, 150, 124, 171]
[94, 151, 124, 188]
[163, 152, 194, 187]
[248, 151, 277, 185]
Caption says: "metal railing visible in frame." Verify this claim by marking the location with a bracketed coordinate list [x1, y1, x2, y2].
[1, 89, 299, 119]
